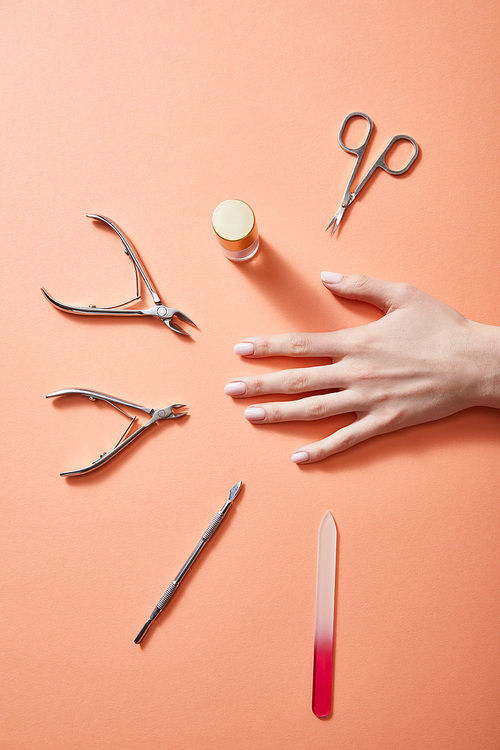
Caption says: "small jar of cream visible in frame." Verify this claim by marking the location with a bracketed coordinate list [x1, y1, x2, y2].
[212, 199, 259, 261]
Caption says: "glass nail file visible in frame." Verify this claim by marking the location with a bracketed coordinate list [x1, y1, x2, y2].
[134, 481, 243, 644]
[312, 511, 337, 717]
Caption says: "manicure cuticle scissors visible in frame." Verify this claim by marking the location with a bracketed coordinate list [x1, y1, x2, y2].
[326, 112, 419, 235]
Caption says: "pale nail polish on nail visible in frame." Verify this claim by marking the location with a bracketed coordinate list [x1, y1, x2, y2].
[244, 407, 266, 421]
[321, 271, 343, 284]
[291, 451, 310, 464]
[224, 381, 247, 396]
[234, 342, 255, 355]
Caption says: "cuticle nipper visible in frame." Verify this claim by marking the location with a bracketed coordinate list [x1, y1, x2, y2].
[46, 388, 188, 476]
[41, 214, 195, 336]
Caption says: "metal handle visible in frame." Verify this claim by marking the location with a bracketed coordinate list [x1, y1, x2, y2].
[87, 214, 162, 305]
[46, 388, 151, 414]
[354, 134, 419, 196]
[337, 111, 373, 155]
[376, 135, 419, 175]
[202, 512, 225, 541]
[59, 423, 150, 477]
[155, 581, 178, 611]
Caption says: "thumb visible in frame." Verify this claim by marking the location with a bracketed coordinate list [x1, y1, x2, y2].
[320, 272, 409, 314]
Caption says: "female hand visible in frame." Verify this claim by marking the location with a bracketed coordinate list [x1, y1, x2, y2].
[224, 273, 500, 463]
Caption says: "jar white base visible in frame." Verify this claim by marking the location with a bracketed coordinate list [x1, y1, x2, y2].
[222, 236, 259, 262]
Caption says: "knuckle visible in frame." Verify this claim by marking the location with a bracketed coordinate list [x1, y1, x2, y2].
[269, 407, 283, 422]
[350, 274, 369, 291]
[384, 406, 406, 427]
[285, 370, 309, 393]
[306, 398, 329, 418]
[288, 333, 309, 354]
[337, 431, 358, 450]
[312, 444, 329, 461]
[351, 326, 370, 352]
[398, 282, 417, 299]
[250, 377, 264, 395]
[350, 361, 372, 382]
[255, 338, 271, 355]
[372, 389, 390, 405]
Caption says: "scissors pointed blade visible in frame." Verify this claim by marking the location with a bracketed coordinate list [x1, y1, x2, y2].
[325, 206, 345, 236]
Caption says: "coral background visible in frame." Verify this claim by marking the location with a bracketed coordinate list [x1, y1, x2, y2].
[2, 1, 499, 748]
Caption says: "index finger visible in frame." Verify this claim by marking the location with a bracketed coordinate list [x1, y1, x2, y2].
[233, 331, 350, 358]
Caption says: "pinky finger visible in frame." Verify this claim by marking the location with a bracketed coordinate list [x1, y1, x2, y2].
[291, 416, 379, 464]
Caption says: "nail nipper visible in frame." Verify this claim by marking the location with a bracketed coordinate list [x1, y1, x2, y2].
[46, 388, 187, 476]
[41, 214, 195, 336]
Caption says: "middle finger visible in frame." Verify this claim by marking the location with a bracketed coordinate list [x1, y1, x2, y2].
[224, 364, 347, 397]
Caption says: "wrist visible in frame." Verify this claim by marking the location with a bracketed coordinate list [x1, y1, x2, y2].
[466, 320, 500, 409]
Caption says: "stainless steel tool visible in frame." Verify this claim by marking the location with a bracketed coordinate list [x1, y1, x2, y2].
[326, 112, 419, 235]
[134, 481, 243, 644]
[46, 388, 187, 476]
[41, 214, 195, 335]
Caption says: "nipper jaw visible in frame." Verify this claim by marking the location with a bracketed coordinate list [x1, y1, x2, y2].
[148, 404, 188, 426]
[41, 214, 195, 336]
[46, 389, 188, 476]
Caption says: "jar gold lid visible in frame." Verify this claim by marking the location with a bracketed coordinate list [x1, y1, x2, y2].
[212, 199, 258, 252]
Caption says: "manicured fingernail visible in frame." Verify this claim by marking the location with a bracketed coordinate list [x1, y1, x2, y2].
[321, 271, 343, 284]
[224, 381, 247, 396]
[234, 342, 255, 355]
[291, 451, 310, 464]
[244, 407, 266, 421]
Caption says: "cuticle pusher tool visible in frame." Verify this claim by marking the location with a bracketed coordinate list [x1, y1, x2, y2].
[41, 214, 195, 335]
[134, 481, 243, 644]
[46, 388, 187, 476]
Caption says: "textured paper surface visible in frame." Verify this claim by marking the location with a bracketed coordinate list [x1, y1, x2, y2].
[2, 1, 499, 748]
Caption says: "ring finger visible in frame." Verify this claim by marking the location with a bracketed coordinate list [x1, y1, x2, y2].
[243, 390, 364, 423]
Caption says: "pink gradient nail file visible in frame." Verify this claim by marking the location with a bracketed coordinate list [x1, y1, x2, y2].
[312, 511, 337, 718]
